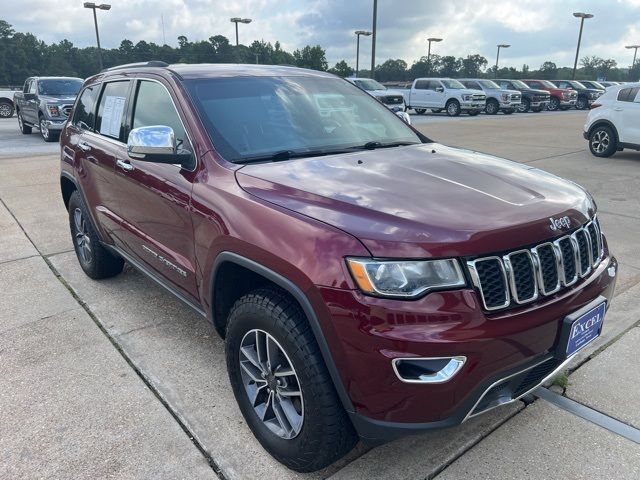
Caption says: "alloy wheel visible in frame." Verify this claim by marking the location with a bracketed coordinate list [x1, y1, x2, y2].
[239, 329, 304, 440]
[40, 119, 49, 140]
[591, 130, 610, 154]
[73, 208, 92, 264]
[0, 103, 12, 118]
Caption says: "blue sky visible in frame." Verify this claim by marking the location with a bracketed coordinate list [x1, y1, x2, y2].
[3, 0, 639, 69]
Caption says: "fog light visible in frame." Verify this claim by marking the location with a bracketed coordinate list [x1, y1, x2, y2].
[392, 356, 466, 384]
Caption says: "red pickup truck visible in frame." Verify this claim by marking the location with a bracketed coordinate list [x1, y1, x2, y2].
[59, 62, 617, 472]
[523, 79, 578, 111]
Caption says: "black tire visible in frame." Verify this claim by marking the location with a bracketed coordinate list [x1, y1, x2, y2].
[576, 96, 589, 110]
[430, 108, 442, 113]
[0, 100, 14, 118]
[445, 99, 461, 117]
[414, 108, 426, 115]
[531, 107, 543, 113]
[548, 97, 560, 111]
[518, 98, 530, 113]
[39, 115, 58, 142]
[68, 191, 124, 279]
[588, 125, 617, 158]
[226, 287, 357, 472]
[17, 110, 32, 134]
[485, 99, 499, 115]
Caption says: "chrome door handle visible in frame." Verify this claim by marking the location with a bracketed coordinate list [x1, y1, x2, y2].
[613, 107, 623, 111]
[78, 141, 91, 152]
[116, 159, 134, 172]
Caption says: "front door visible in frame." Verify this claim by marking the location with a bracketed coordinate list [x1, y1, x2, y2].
[112, 77, 199, 302]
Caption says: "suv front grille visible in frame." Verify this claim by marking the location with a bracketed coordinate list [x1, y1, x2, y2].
[467, 218, 603, 311]
[381, 95, 404, 105]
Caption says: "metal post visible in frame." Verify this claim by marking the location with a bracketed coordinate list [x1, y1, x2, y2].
[370, 0, 377, 79]
[91, 8, 103, 70]
[495, 46, 500, 78]
[235, 22, 239, 46]
[427, 41, 431, 75]
[572, 18, 585, 80]
[356, 34, 360, 77]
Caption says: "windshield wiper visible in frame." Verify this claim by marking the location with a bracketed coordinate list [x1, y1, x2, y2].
[348, 141, 419, 151]
[236, 149, 342, 164]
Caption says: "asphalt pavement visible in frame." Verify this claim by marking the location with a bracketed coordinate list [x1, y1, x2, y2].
[1, 112, 639, 479]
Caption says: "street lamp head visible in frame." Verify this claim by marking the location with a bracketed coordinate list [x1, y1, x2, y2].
[240, 18, 252, 24]
[355, 30, 372, 36]
[573, 12, 594, 19]
[83, 2, 96, 7]
[98, 4, 111, 10]
[427, 37, 442, 43]
[498, 44, 511, 48]
[626, 45, 640, 49]
[231, 17, 252, 24]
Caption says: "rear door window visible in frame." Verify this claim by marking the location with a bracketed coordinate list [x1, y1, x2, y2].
[95, 81, 131, 141]
[618, 87, 640, 102]
[414, 80, 429, 90]
[72, 85, 98, 131]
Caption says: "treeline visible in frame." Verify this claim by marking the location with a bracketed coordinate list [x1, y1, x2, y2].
[1, 19, 637, 87]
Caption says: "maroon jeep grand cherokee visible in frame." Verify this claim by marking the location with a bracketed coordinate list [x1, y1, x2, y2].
[60, 62, 617, 472]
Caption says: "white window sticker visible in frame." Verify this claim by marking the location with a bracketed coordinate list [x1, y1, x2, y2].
[100, 95, 126, 138]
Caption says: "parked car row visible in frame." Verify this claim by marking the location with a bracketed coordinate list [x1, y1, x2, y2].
[0, 88, 19, 118]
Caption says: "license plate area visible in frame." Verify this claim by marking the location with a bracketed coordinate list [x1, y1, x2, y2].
[557, 298, 606, 359]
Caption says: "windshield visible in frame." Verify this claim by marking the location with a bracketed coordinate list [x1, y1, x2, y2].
[478, 80, 500, 89]
[186, 76, 421, 163]
[441, 79, 465, 89]
[38, 79, 82, 96]
[586, 81, 605, 89]
[354, 78, 386, 91]
[570, 81, 587, 89]
[538, 80, 556, 89]
[510, 80, 529, 89]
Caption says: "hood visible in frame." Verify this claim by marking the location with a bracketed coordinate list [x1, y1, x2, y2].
[236, 144, 594, 258]
[522, 88, 550, 96]
[39, 94, 77, 103]
[369, 89, 404, 97]
[458, 88, 484, 96]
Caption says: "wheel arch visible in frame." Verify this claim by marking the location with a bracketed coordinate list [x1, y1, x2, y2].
[209, 251, 356, 414]
[588, 119, 620, 143]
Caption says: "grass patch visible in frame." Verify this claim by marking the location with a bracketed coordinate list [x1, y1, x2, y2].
[551, 371, 569, 389]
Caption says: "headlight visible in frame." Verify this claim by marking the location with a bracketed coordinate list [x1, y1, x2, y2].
[346, 258, 466, 298]
[462, 94, 472, 101]
[501, 93, 510, 101]
[46, 104, 60, 117]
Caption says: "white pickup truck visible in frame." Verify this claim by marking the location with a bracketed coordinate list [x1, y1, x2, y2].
[0, 88, 17, 118]
[399, 78, 486, 116]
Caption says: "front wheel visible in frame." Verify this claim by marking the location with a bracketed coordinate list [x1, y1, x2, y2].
[518, 99, 530, 113]
[548, 97, 560, 111]
[68, 191, 124, 279]
[446, 100, 461, 117]
[485, 99, 499, 115]
[40, 116, 58, 142]
[588, 125, 617, 158]
[414, 108, 426, 115]
[576, 97, 589, 110]
[226, 287, 357, 472]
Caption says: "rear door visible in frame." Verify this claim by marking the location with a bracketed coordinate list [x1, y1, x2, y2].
[111, 77, 199, 301]
[616, 87, 640, 144]
[410, 80, 431, 107]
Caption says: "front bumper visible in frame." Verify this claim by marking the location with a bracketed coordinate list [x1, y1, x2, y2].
[461, 102, 485, 110]
[531, 100, 549, 107]
[500, 101, 521, 110]
[560, 99, 577, 106]
[384, 103, 405, 112]
[320, 254, 617, 441]
[42, 119, 67, 131]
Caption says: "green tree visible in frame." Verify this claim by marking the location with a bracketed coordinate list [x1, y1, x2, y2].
[329, 60, 354, 77]
[538, 61, 558, 79]
[461, 54, 488, 77]
[375, 59, 407, 81]
[293, 45, 328, 71]
[436, 55, 462, 77]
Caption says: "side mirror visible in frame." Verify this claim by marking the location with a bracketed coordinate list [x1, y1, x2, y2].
[395, 111, 411, 125]
[127, 125, 190, 165]
[435, 86, 444, 93]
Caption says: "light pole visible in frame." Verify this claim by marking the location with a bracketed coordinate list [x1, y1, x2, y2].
[83, 2, 111, 70]
[354, 30, 372, 77]
[572, 12, 594, 80]
[370, 0, 377, 79]
[626, 45, 640, 68]
[230, 17, 252, 46]
[495, 44, 510, 78]
[426, 37, 442, 75]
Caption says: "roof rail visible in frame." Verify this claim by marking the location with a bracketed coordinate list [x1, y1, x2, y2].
[101, 61, 169, 73]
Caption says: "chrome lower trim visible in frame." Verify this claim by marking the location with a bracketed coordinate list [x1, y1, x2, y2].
[392, 356, 466, 384]
[463, 354, 576, 422]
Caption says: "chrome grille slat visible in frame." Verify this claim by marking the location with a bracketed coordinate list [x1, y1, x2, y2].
[468, 217, 603, 311]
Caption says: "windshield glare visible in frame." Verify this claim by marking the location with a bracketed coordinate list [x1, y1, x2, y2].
[511, 80, 528, 89]
[571, 81, 587, 89]
[539, 80, 556, 89]
[442, 79, 465, 89]
[354, 78, 386, 91]
[38, 79, 82, 96]
[479, 80, 500, 89]
[186, 76, 421, 162]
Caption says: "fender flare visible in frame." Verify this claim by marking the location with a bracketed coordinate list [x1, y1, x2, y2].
[210, 251, 355, 414]
[587, 119, 620, 143]
[60, 171, 109, 244]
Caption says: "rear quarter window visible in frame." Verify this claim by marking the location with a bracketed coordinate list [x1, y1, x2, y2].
[617, 87, 640, 102]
